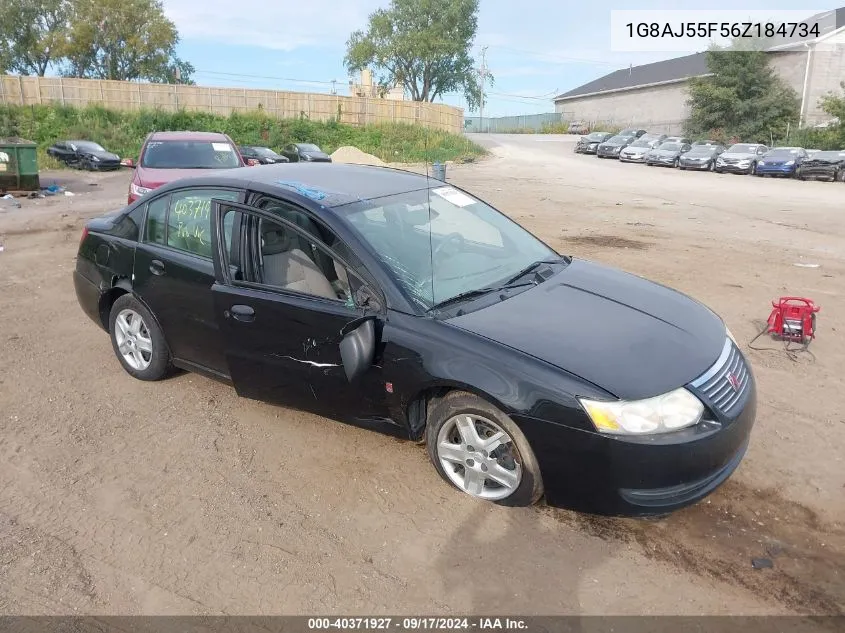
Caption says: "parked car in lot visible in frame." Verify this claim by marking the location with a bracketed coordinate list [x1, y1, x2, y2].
[617, 128, 648, 139]
[47, 140, 121, 171]
[574, 132, 613, 154]
[239, 145, 290, 165]
[281, 143, 332, 163]
[796, 150, 845, 181]
[693, 140, 721, 146]
[714, 143, 769, 175]
[645, 141, 692, 167]
[128, 131, 245, 204]
[678, 144, 726, 171]
[568, 121, 589, 135]
[619, 137, 663, 163]
[596, 135, 635, 158]
[72, 163, 756, 516]
[662, 136, 692, 145]
[756, 147, 808, 177]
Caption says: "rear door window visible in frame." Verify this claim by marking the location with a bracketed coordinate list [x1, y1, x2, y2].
[166, 189, 240, 258]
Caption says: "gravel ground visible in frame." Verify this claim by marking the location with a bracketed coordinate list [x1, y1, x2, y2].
[0, 135, 842, 616]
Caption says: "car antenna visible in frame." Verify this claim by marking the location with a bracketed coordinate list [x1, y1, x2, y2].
[424, 124, 436, 313]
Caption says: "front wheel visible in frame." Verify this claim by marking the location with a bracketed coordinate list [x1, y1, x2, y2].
[426, 391, 543, 507]
[673, 158, 679, 168]
[709, 160, 715, 172]
[749, 162, 757, 175]
[108, 294, 172, 381]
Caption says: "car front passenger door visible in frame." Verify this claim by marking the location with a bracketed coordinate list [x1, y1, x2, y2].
[209, 199, 389, 421]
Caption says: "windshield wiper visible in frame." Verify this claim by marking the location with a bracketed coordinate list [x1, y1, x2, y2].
[500, 257, 563, 287]
[426, 281, 536, 314]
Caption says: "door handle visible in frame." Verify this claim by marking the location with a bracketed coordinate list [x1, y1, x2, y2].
[229, 304, 255, 322]
[149, 259, 165, 276]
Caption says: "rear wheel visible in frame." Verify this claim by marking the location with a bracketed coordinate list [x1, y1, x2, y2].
[108, 294, 171, 381]
[749, 162, 757, 176]
[709, 160, 715, 171]
[426, 391, 543, 507]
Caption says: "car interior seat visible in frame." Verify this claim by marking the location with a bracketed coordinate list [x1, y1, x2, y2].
[261, 223, 337, 300]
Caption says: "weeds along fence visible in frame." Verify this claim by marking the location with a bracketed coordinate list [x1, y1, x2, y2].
[465, 112, 564, 133]
[0, 75, 464, 134]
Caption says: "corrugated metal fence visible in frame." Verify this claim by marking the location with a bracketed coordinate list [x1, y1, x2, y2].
[464, 112, 563, 133]
[0, 75, 464, 134]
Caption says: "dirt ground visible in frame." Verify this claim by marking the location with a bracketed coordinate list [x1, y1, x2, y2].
[0, 134, 842, 616]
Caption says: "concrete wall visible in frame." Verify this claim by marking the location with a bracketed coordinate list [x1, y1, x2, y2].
[554, 82, 691, 134]
[805, 38, 845, 124]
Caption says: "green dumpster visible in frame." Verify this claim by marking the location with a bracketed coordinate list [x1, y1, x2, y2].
[0, 137, 40, 192]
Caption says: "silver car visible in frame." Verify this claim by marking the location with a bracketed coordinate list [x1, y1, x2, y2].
[714, 143, 769, 175]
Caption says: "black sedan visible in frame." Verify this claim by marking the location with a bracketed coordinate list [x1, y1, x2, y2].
[239, 145, 290, 165]
[574, 132, 612, 154]
[678, 144, 725, 171]
[796, 150, 845, 181]
[646, 141, 692, 167]
[47, 140, 121, 170]
[596, 135, 635, 158]
[73, 164, 756, 517]
[281, 143, 332, 163]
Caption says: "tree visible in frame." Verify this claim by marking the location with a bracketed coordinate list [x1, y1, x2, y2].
[0, 0, 71, 76]
[61, 0, 192, 83]
[685, 45, 799, 142]
[344, 0, 488, 110]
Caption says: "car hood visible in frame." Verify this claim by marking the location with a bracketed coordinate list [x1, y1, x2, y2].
[682, 153, 714, 159]
[621, 146, 648, 153]
[652, 149, 680, 157]
[720, 152, 757, 160]
[447, 259, 726, 401]
[84, 149, 120, 161]
[136, 166, 239, 188]
[302, 151, 331, 160]
[804, 157, 841, 165]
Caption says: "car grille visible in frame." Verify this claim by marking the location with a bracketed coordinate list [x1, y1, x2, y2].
[721, 158, 741, 165]
[689, 338, 751, 418]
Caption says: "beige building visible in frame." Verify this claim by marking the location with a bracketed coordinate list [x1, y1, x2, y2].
[554, 8, 845, 134]
[349, 69, 405, 101]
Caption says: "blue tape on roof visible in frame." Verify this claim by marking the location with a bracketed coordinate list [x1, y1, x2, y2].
[275, 181, 328, 201]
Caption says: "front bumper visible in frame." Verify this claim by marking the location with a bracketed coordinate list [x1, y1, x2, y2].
[619, 154, 647, 163]
[648, 157, 677, 167]
[716, 162, 752, 173]
[756, 164, 796, 176]
[679, 160, 712, 170]
[513, 357, 757, 517]
[597, 149, 622, 158]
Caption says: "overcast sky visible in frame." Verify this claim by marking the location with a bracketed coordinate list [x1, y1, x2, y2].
[163, 0, 842, 117]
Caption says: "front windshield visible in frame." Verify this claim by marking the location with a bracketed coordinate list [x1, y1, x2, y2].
[813, 151, 845, 160]
[141, 140, 241, 169]
[629, 139, 651, 148]
[687, 146, 717, 155]
[607, 136, 631, 145]
[586, 132, 607, 141]
[339, 187, 559, 310]
[728, 144, 757, 153]
[253, 147, 279, 157]
[73, 141, 105, 152]
[659, 143, 681, 151]
[298, 144, 321, 152]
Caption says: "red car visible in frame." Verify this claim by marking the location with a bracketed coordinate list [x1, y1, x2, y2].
[128, 131, 245, 204]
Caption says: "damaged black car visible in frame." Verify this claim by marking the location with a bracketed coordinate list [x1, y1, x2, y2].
[73, 164, 756, 516]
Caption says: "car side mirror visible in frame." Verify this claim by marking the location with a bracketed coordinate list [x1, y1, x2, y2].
[339, 316, 377, 382]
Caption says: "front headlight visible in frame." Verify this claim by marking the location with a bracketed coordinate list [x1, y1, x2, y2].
[579, 388, 704, 435]
[90, 155, 100, 162]
[130, 182, 152, 197]
[784, 160, 795, 166]
[758, 161, 766, 166]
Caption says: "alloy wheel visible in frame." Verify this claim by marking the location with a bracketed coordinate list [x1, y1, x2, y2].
[114, 309, 153, 371]
[436, 413, 523, 501]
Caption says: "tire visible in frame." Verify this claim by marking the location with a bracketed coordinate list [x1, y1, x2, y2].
[709, 161, 715, 172]
[749, 162, 757, 176]
[673, 158, 679, 168]
[108, 294, 172, 381]
[425, 391, 543, 507]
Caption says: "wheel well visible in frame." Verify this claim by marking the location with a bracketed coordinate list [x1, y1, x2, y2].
[98, 286, 129, 329]
[406, 385, 508, 442]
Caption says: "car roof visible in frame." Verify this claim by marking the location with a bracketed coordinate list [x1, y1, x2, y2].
[147, 131, 232, 141]
[155, 163, 434, 208]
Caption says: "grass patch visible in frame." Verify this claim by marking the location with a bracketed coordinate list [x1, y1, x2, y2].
[0, 104, 486, 165]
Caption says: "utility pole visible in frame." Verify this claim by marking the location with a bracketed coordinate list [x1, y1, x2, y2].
[478, 46, 488, 132]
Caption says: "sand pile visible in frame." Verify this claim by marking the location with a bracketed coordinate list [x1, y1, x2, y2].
[330, 146, 386, 166]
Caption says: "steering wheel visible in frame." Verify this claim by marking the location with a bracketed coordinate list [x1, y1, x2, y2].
[432, 232, 465, 260]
